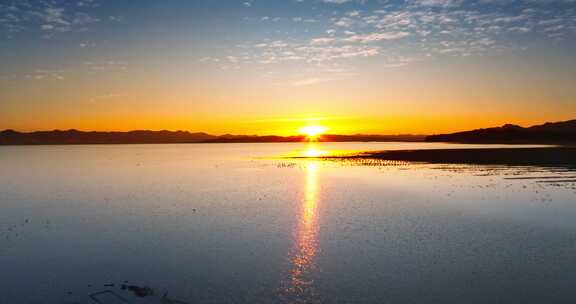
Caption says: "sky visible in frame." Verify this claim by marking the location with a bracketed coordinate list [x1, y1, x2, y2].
[0, 0, 575, 135]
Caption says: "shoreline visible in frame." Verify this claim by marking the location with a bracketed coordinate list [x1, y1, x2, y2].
[316, 147, 576, 167]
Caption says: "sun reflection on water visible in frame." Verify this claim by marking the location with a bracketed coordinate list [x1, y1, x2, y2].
[280, 160, 321, 303]
[304, 144, 329, 158]
[284, 142, 356, 158]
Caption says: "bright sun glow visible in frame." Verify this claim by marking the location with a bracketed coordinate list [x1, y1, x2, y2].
[299, 125, 328, 137]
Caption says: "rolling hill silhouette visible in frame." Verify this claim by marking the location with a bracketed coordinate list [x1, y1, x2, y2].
[0, 129, 217, 145]
[0, 129, 424, 145]
[427, 119, 576, 144]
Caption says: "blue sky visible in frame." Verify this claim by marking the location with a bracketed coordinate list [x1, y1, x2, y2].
[2, 0, 575, 73]
[1, 0, 575, 133]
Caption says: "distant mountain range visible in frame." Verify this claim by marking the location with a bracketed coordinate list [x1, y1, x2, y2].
[0, 130, 217, 145]
[427, 119, 576, 144]
[0, 129, 424, 145]
[2, 119, 573, 145]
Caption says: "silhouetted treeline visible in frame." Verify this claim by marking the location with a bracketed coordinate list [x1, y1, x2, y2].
[427, 119, 576, 144]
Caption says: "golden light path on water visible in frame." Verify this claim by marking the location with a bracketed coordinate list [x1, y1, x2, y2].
[303, 144, 329, 158]
[281, 145, 322, 303]
[284, 141, 359, 158]
[293, 161, 319, 281]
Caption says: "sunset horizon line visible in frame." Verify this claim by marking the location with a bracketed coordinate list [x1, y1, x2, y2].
[2, 117, 574, 137]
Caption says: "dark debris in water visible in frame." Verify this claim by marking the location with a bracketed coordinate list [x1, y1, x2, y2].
[63, 282, 192, 304]
[121, 284, 154, 298]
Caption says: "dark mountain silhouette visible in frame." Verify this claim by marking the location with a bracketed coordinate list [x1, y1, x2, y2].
[427, 119, 576, 144]
[321, 134, 425, 142]
[0, 129, 217, 145]
[206, 134, 305, 143]
[205, 134, 425, 143]
[0, 129, 425, 145]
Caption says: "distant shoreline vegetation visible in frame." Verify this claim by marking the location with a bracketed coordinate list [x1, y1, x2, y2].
[0, 119, 574, 145]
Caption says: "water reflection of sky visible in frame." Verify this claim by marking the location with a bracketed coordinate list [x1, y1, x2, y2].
[1, 143, 576, 303]
[276, 143, 576, 304]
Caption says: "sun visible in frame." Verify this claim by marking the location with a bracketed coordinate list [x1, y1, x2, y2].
[299, 125, 328, 139]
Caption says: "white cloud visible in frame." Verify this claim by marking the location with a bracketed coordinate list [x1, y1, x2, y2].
[344, 31, 411, 42]
[412, 0, 462, 7]
[334, 17, 354, 27]
[208, 0, 576, 81]
[311, 37, 337, 44]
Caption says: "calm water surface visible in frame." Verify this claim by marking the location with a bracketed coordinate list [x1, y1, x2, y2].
[1, 143, 575, 304]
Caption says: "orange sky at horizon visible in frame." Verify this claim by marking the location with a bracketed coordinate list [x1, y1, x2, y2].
[1, 112, 574, 136]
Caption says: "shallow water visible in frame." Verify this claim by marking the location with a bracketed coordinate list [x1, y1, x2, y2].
[1, 142, 575, 304]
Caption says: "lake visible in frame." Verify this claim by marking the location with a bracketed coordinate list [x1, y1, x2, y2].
[1, 142, 575, 304]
